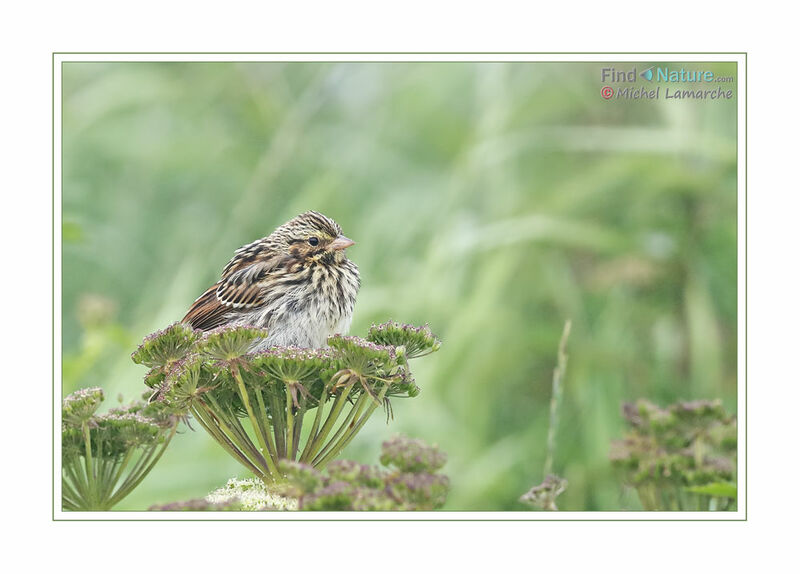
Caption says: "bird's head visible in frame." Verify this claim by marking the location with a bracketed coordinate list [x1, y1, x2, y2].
[272, 211, 355, 264]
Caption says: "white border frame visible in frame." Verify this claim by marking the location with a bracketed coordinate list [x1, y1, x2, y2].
[53, 53, 746, 521]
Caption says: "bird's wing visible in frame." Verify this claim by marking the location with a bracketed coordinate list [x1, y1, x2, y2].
[181, 284, 230, 331]
[182, 256, 283, 330]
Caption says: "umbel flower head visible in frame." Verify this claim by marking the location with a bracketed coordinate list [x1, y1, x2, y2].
[610, 398, 737, 511]
[205, 478, 298, 511]
[62, 387, 104, 426]
[131, 322, 200, 368]
[197, 325, 269, 362]
[250, 346, 338, 390]
[136, 321, 441, 483]
[367, 321, 442, 359]
[61, 388, 179, 511]
[328, 335, 397, 376]
[380, 435, 447, 473]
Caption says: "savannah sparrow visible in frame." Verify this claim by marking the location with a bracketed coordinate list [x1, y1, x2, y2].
[182, 211, 360, 349]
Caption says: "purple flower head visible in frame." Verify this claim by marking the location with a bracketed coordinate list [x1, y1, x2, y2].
[380, 435, 447, 473]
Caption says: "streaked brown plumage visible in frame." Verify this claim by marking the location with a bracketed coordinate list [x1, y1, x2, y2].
[183, 211, 360, 349]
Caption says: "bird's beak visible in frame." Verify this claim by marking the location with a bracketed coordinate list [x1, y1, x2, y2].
[329, 235, 355, 251]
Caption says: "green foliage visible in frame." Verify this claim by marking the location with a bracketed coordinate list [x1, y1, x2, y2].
[610, 399, 736, 510]
[136, 323, 440, 483]
[61, 389, 179, 511]
[62, 62, 737, 510]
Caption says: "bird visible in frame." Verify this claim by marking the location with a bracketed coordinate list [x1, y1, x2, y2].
[182, 211, 360, 350]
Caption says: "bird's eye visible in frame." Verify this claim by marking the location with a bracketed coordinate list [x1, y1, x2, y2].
[308, 236, 319, 246]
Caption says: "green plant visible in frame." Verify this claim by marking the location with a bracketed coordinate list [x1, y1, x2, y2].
[520, 321, 571, 511]
[134, 321, 440, 484]
[61, 388, 179, 510]
[279, 435, 449, 510]
[610, 399, 736, 510]
[150, 435, 448, 511]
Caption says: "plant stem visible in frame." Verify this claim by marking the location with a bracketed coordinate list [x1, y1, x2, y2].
[107, 424, 178, 508]
[192, 404, 264, 478]
[61, 471, 84, 510]
[268, 389, 287, 458]
[205, 393, 271, 476]
[198, 401, 266, 476]
[299, 387, 330, 462]
[311, 391, 369, 466]
[290, 393, 307, 460]
[315, 383, 389, 469]
[104, 450, 134, 502]
[543, 320, 571, 478]
[81, 422, 96, 507]
[303, 380, 355, 463]
[232, 366, 279, 478]
[65, 458, 89, 504]
[285, 384, 295, 461]
[254, 389, 280, 464]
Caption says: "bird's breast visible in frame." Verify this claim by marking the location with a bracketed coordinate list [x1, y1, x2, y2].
[238, 260, 359, 350]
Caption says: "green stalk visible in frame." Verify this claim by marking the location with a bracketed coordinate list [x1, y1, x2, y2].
[62, 494, 81, 511]
[81, 422, 96, 507]
[99, 455, 116, 500]
[543, 320, 571, 478]
[192, 404, 264, 478]
[299, 386, 330, 462]
[315, 383, 389, 469]
[291, 398, 306, 460]
[61, 474, 84, 510]
[232, 367, 279, 478]
[268, 388, 287, 458]
[311, 391, 369, 466]
[61, 477, 81, 502]
[205, 394, 271, 476]
[285, 384, 295, 461]
[254, 389, 280, 464]
[304, 380, 355, 463]
[225, 409, 272, 474]
[112, 443, 160, 503]
[107, 424, 177, 508]
[64, 459, 89, 504]
[104, 449, 134, 503]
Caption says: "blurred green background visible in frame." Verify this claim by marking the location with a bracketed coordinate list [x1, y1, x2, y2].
[61, 61, 738, 511]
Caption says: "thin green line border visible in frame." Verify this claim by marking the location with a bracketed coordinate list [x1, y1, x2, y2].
[52, 52, 746, 522]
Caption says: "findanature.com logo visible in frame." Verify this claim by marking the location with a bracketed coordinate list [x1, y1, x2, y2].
[599, 65, 735, 101]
